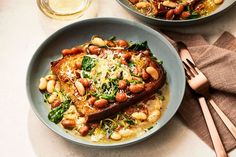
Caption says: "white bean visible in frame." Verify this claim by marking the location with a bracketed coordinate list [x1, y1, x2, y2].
[155, 103, 161, 110]
[77, 117, 86, 125]
[45, 74, 57, 80]
[91, 37, 106, 47]
[148, 110, 161, 123]
[136, 2, 151, 9]
[48, 92, 58, 104]
[55, 81, 61, 92]
[214, 0, 223, 4]
[162, 1, 177, 8]
[119, 129, 134, 137]
[110, 132, 122, 141]
[75, 80, 85, 96]
[39, 77, 47, 90]
[154, 100, 162, 110]
[146, 67, 159, 80]
[47, 80, 56, 93]
[131, 112, 147, 120]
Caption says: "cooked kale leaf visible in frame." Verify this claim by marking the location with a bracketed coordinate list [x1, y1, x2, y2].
[108, 36, 116, 41]
[128, 61, 135, 68]
[82, 56, 97, 71]
[43, 92, 50, 103]
[186, 6, 200, 19]
[125, 119, 135, 125]
[48, 100, 71, 124]
[157, 59, 163, 65]
[128, 41, 148, 51]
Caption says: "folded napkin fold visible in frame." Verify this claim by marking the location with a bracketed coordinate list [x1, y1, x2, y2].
[163, 31, 236, 152]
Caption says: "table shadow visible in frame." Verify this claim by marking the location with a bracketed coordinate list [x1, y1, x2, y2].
[27, 109, 186, 157]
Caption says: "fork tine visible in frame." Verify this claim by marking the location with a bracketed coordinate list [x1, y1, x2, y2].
[183, 67, 191, 80]
[183, 61, 195, 77]
[186, 59, 199, 75]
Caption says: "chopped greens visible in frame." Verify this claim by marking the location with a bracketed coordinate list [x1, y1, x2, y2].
[108, 36, 116, 41]
[128, 79, 143, 84]
[124, 119, 135, 125]
[157, 59, 163, 65]
[128, 61, 135, 68]
[43, 92, 50, 103]
[189, 11, 200, 19]
[101, 118, 118, 137]
[94, 78, 119, 100]
[88, 128, 96, 136]
[48, 100, 71, 124]
[158, 95, 165, 101]
[149, 51, 158, 61]
[82, 56, 97, 71]
[128, 41, 148, 51]
[82, 70, 91, 79]
[186, 6, 200, 19]
[101, 79, 118, 100]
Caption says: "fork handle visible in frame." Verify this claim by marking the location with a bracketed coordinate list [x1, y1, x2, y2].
[198, 97, 228, 157]
[209, 99, 236, 139]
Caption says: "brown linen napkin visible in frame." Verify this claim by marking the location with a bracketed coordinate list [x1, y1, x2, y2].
[163, 31, 236, 152]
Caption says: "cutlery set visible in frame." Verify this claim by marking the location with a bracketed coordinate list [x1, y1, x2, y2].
[178, 42, 236, 157]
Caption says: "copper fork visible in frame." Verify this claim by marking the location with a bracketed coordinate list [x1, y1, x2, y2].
[182, 58, 227, 157]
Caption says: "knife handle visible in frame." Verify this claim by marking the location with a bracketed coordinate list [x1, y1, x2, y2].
[198, 97, 228, 157]
[209, 99, 236, 139]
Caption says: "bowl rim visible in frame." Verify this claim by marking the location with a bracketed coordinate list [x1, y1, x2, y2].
[26, 17, 186, 148]
[116, 0, 236, 24]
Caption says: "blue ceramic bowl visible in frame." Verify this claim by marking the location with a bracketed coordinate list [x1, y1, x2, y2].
[26, 18, 185, 148]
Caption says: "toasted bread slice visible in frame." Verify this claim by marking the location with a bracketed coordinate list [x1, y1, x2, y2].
[51, 43, 166, 122]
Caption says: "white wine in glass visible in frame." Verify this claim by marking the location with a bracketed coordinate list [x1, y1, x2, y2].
[37, 0, 91, 20]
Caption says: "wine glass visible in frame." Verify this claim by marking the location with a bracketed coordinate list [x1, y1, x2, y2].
[37, 0, 91, 20]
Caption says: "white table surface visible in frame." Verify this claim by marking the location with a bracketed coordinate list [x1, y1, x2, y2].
[1, 0, 236, 157]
